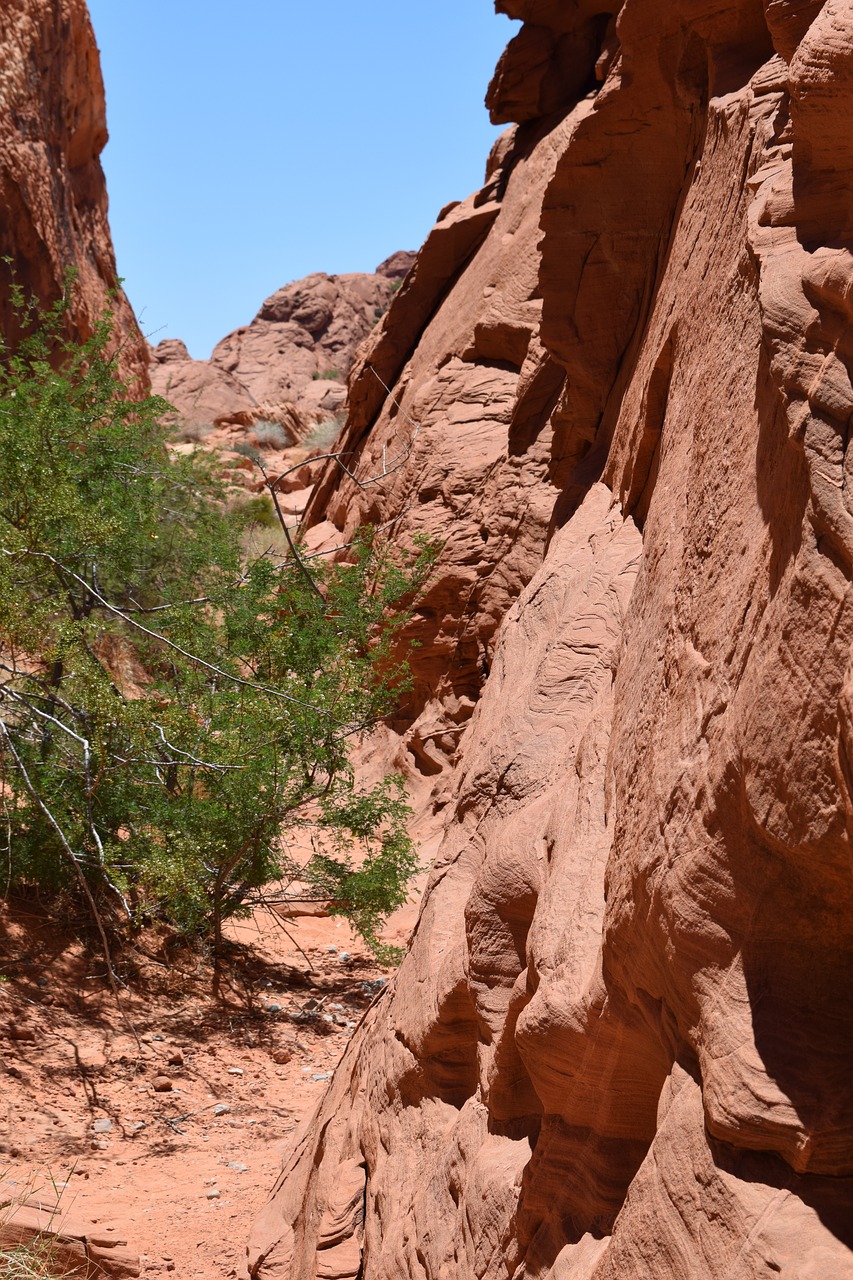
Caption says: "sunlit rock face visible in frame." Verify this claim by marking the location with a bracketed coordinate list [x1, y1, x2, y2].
[249, 0, 853, 1276]
[148, 258, 415, 437]
[0, 0, 147, 383]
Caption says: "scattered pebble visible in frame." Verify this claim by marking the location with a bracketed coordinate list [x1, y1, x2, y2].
[226, 1162, 247, 1173]
[337, 952, 351, 964]
[266, 1003, 282, 1014]
[325, 946, 338, 954]
[151, 1075, 172, 1093]
[167, 1050, 184, 1067]
[206, 1189, 220, 1200]
[227, 1068, 244, 1076]
[213, 1104, 230, 1116]
[312, 1073, 331, 1081]
[92, 1118, 113, 1133]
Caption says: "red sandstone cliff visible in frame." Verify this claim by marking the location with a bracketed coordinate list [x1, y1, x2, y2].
[149, 255, 415, 438]
[0, 0, 147, 382]
[248, 1, 853, 1276]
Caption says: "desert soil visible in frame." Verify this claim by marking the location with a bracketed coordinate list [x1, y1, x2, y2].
[0, 897, 390, 1278]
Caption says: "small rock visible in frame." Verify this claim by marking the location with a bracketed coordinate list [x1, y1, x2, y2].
[206, 1189, 220, 1200]
[325, 945, 338, 954]
[213, 1104, 230, 1116]
[312, 1072, 331, 1081]
[91, 1139, 109, 1151]
[128, 1122, 145, 1134]
[227, 1067, 244, 1076]
[272, 1048, 291, 1065]
[7, 1022, 36, 1042]
[266, 1003, 282, 1014]
[151, 1075, 172, 1092]
[337, 952, 351, 964]
[226, 1162, 247, 1173]
[92, 1118, 113, 1133]
[167, 1050, 184, 1067]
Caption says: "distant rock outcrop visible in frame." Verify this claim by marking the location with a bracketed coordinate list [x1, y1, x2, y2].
[149, 254, 415, 439]
[0, 0, 147, 384]
[249, 1, 853, 1277]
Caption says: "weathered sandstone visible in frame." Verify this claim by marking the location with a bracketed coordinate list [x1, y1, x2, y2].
[250, 1, 853, 1277]
[0, 0, 146, 383]
[149, 256, 414, 438]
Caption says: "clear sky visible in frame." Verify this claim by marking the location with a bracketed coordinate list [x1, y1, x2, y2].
[87, 2, 517, 359]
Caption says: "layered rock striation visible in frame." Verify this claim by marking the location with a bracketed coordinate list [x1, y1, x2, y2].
[249, 1, 853, 1277]
[149, 256, 414, 438]
[0, 0, 146, 382]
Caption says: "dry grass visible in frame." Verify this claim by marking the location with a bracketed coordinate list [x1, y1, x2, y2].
[0, 1171, 86, 1280]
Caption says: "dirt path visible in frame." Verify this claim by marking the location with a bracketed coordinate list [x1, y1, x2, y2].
[0, 899, 390, 1278]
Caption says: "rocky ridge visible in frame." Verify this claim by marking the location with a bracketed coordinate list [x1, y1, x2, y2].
[0, 0, 147, 384]
[249, 1, 853, 1277]
[149, 254, 415, 440]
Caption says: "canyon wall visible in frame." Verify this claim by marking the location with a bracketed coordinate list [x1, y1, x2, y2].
[0, 0, 146, 382]
[249, 0, 853, 1277]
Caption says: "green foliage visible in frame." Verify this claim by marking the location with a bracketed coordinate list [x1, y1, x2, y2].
[0, 277, 437, 958]
[235, 495, 278, 529]
[312, 368, 341, 381]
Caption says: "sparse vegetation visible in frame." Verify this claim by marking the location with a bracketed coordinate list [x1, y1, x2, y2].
[251, 420, 289, 449]
[235, 495, 278, 529]
[232, 439, 262, 463]
[312, 368, 341, 381]
[304, 413, 346, 451]
[0, 277, 437, 964]
[0, 1170, 80, 1280]
[173, 421, 214, 444]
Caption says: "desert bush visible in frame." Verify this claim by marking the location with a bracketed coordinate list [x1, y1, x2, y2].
[312, 368, 341, 381]
[235, 495, 278, 529]
[304, 414, 345, 451]
[173, 421, 214, 444]
[232, 440, 262, 463]
[251, 420, 289, 449]
[0, 277, 436, 960]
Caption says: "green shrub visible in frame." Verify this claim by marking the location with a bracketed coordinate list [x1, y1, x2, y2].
[312, 368, 341, 381]
[235, 495, 278, 529]
[0, 277, 436, 960]
[232, 440, 261, 463]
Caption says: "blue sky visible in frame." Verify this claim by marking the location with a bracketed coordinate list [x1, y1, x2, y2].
[87, 2, 516, 358]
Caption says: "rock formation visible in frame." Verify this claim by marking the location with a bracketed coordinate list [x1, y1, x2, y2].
[248, 1, 853, 1277]
[149, 255, 415, 438]
[0, 0, 147, 383]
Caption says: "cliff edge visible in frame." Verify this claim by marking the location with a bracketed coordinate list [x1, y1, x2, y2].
[0, 0, 146, 382]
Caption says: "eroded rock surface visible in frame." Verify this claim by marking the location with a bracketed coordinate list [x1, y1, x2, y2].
[250, 0, 853, 1276]
[0, 0, 146, 382]
[149, 256, 414, 438]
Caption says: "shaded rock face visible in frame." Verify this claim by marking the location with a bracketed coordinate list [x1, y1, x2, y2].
[0, 0, 146, 384]
[149, 256, 414, 437]
[250, 0, 853, 1277]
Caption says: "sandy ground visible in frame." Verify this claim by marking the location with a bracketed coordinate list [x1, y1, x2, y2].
[0, 898, 395, 1278]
